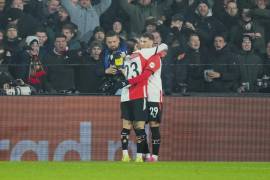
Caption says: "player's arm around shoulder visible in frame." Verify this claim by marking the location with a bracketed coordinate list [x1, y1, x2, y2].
[145, 54, 162, 74]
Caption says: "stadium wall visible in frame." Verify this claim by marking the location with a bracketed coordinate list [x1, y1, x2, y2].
[0, 96, 270, 161]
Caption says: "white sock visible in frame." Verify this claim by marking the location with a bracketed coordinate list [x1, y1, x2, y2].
[146, 153, 151, 159]
[152, 155, 158, 161]
[122, 150, 129, 156]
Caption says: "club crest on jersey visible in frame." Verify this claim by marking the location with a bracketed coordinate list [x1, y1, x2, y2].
[149, 62, 155, 69]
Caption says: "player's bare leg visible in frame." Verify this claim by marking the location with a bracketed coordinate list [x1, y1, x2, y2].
[133, 121, 146, 162]
[149, 121, 160, 162]
[121, 119, 132, 162]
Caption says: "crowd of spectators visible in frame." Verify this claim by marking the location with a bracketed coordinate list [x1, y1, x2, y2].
[0, 0, 270, 95]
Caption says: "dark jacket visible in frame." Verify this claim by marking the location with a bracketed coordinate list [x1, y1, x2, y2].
[75, 54, 104, 93]
[230, 19, 266, 55]
[187, 12, 227, 47]
[17, 14, 41, 38]
[262, 54, 270, 76]
[237, 50, 263, 92]
[17, 50, 51, 91]
[259, 54, 270, 93]
[205, 45, 240, 93]
[175, 47, 206, 92]
[164, 26, 190, 52]
[0, 49, 14, 87]
[43, 50, 76, 91]
[3, 38, 23, 78]
[102, 40, 128, 69]
[119, 0, 173, 35]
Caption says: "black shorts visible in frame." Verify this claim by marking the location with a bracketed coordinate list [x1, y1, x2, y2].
[121, 98, 148, 121]
[148, 102, 162, 123]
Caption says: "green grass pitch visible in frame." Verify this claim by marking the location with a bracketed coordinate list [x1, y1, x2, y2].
[0, 162, 270, 180]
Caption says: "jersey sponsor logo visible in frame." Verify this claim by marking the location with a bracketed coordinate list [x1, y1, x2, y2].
[149, 62, 155, 69]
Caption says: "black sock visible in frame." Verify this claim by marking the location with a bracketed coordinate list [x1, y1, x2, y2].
[151, 127, 160, 156]
[135, 129, 146, 154]
[143, 134, 150, 155]
[121, 128, 130, 150]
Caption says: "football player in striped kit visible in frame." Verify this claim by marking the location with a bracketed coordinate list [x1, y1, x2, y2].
[119, 32, 167, 162]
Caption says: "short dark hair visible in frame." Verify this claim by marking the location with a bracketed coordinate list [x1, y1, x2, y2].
[55, 33, 66, 40]
[93, 26, 105, 34]
[189, 33, 200, 40]
[105, 30, 119, 38]
[62, 23, 77, 34]
[242, 35, 252, 43]
[89, 41, 103, 50]
[141, 32, 154, 41]
[35, 27, 48, 34]
[214, 33, 227, 42]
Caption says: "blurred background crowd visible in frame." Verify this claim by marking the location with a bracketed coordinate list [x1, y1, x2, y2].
[0, 0, 270, 95]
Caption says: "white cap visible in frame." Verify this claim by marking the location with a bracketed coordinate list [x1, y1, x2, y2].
[25, 36, 39, 46]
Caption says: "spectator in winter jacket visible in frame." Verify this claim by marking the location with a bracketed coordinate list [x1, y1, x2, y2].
[43, 34, 77, 93]
[61, 0, 111, 42]
[230, 7, 266, 55]
[119, 0, 173, 36]
[75, 41, 104, 93]
[237, 35, 263, 93]
[61, 23, 81, 50]
[185, 0, 227, 47]
[17, 36, 51, 92]
[204, 34, 239, 93]
[103, 30, 127, 73]
[175, 33, 206, 93]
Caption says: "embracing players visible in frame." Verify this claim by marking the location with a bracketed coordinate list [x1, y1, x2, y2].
[119, 32, 167, 162]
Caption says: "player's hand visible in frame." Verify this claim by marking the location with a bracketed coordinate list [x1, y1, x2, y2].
[115, 79, 129, 89]
[207, 71, 221, 79]
[118, 68, 126, 76]
[105, 65, 117, 75]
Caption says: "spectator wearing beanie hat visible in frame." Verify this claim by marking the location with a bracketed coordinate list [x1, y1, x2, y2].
[250, 0, 270, 42]
[4, 8, 40, 38]
[4, 7, 23, 24]
[100, 0, 130, 33]
[3, 23, 23, 79]
[144, 16, 158, 34]
[230, 6, 266, 55]
[112, 18, 128, 41]
[16, 35, 50, 92]
[88, 26, 106, 45]
[5, 24, 19, 41]
[185, 0, 227, 47]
